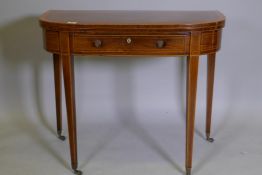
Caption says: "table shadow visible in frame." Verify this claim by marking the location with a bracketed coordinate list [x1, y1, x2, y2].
[0, 16, 69, 169]
[178, 56, 210, 140]
[0, 17, 217, 174]
[112, 59, 185, 174]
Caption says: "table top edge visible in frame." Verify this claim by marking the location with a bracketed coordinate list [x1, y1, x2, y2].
[39, 10, 225, 31]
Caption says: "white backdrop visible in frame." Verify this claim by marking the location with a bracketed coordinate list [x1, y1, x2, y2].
[0, 1, 262, 175]
[0, 0, 262, 123]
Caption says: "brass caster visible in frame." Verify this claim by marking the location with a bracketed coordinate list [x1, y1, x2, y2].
[206, 137, 214, 143]
[73, 169, 83, 175]
[186, 168, 191, 175]
[58, 135, 66, 141]
[57, 131, 66, 141]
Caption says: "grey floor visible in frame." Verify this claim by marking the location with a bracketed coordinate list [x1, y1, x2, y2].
[0, 109, 262, 175]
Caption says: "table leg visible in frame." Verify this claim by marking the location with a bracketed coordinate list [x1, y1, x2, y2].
[206, 53, 216, 143]
[53, 54, 66, 141]
[62, 54, 82, 175]
[185, 56, 199, 175]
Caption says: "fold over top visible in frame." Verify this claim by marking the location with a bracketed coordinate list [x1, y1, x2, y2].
[39, 10, 225, 31]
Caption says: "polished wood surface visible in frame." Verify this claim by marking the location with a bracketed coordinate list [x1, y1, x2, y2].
[40, 10, 225, 30]
[206, 53, 216, 142]
[72, 34, 190, 55]
[186, 55, 199, 172]
[53, 54, 63, 139]
[39, 10, 225, 175]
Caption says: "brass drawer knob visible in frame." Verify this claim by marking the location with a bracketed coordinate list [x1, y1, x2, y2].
[156, 40, 166, 48]
[126, 37, 132, 44]
[94, 39, 102, 48]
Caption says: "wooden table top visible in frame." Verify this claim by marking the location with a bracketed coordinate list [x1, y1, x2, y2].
[39, 10, 225, 30]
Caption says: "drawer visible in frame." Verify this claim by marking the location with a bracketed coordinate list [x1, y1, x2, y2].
[72, 34, 189, 55]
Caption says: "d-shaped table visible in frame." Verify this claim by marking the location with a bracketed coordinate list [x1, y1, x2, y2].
[39, 10, 225, 175]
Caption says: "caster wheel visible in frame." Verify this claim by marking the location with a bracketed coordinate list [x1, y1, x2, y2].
[186, 168, 191, 175]
[206, 137, 214, 143]
[73, 169, 83, 175]
[58, 134, 66, 141]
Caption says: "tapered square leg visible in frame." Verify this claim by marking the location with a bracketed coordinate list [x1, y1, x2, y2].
[185, 56, 199, 174]
[53, 54, 66, 141]
[206, 53, 216, 143]
[62, 54, 82, 175]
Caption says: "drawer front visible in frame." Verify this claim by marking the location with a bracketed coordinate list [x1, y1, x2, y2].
[72, 34, 189, 55]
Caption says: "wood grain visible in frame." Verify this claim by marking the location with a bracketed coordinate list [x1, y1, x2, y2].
[53, 54, 62, 136]
[206, 53, 216, 139]
[60, 32, 78, 170]
[186, 55, 199, 173]
[39, 10, 225, 31]
[72, 34, 189, 55]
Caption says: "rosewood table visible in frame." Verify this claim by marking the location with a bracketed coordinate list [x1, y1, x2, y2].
[39, 10, 225, 175]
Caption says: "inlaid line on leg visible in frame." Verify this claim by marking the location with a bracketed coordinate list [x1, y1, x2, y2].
[185, 56, 199, 175]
